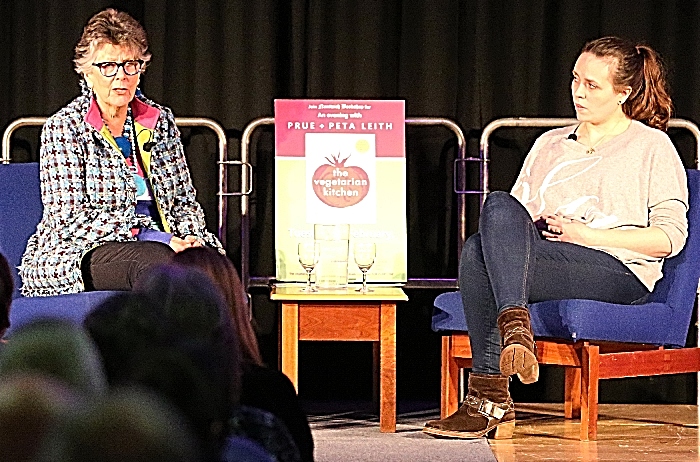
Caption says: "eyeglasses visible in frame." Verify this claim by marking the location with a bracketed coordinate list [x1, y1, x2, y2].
[92, 60, 144, 77]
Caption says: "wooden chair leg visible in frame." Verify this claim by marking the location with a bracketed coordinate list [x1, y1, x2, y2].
[379, 302, 397, 433]
[280, 302, 300, 392]
[580, 342, 600, 441]
[441, 336, 460, 418]
[564, 367, 581, 419]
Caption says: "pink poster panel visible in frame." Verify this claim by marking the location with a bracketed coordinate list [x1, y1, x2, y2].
[275, 99, 406, 158]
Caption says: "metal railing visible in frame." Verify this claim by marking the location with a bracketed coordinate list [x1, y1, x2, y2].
[1, 117, 48, 163]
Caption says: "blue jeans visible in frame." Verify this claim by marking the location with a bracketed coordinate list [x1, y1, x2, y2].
[460, 192, 649, 374]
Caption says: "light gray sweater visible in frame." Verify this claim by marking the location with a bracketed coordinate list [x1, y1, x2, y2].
[511, 120, 688, 291]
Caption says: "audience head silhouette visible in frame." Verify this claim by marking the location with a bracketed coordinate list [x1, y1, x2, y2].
[0, 372, 84, 462]
[84, 264, 240, 460]
[36, 387, 202, 462]
[172, 246, 263, 366]
[0, 319, 107, 397]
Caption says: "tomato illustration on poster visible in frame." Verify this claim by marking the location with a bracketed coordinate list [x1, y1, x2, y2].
[305, 133, 376, 223]
[274, 99, 407, 285]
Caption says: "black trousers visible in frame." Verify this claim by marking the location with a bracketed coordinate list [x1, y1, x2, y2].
[81, 241, 175, 291]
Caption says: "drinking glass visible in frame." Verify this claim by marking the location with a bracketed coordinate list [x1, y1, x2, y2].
[353, 242, 376, 293]
[298, 242, 320, 292]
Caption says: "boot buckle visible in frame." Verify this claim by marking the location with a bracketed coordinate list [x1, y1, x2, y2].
[477, 400, 506, 420]
[466, 395, 509, 420]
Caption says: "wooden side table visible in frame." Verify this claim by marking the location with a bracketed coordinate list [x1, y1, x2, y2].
[270, 285, 408, 432]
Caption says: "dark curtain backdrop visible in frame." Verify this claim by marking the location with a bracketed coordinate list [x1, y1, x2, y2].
[3, 0, 700, 403]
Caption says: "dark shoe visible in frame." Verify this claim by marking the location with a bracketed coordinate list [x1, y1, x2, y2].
[498, 306, 539, 384]
[423, 374, 515, 439]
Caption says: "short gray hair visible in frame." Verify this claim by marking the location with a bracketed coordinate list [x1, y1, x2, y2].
[74, 8, 151, 76]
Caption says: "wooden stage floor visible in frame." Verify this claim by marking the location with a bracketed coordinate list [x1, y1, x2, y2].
[492, 403, 699, 461]
[309, 401, 699, 461]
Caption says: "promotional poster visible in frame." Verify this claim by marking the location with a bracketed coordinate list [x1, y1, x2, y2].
[274, 99, 407, 285]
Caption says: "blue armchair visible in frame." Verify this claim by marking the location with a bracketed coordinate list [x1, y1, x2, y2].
[0, 163, 119, 336]
[432, 169, 700, 440]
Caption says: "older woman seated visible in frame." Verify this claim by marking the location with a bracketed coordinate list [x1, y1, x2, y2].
[20, 8, 221, 297]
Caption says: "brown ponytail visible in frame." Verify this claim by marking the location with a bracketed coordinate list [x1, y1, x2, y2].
[582, 37, 673, 131]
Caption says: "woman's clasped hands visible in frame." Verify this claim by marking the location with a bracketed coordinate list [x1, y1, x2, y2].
[169, 235, 204, 252]
[537, 214, 590, 244]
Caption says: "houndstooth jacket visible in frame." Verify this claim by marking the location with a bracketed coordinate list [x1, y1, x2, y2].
[19, 83, 222, 296]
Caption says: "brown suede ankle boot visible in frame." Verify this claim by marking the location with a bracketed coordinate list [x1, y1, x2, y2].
[497, 306, 538, 384]
[422, 374, 515, 439]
